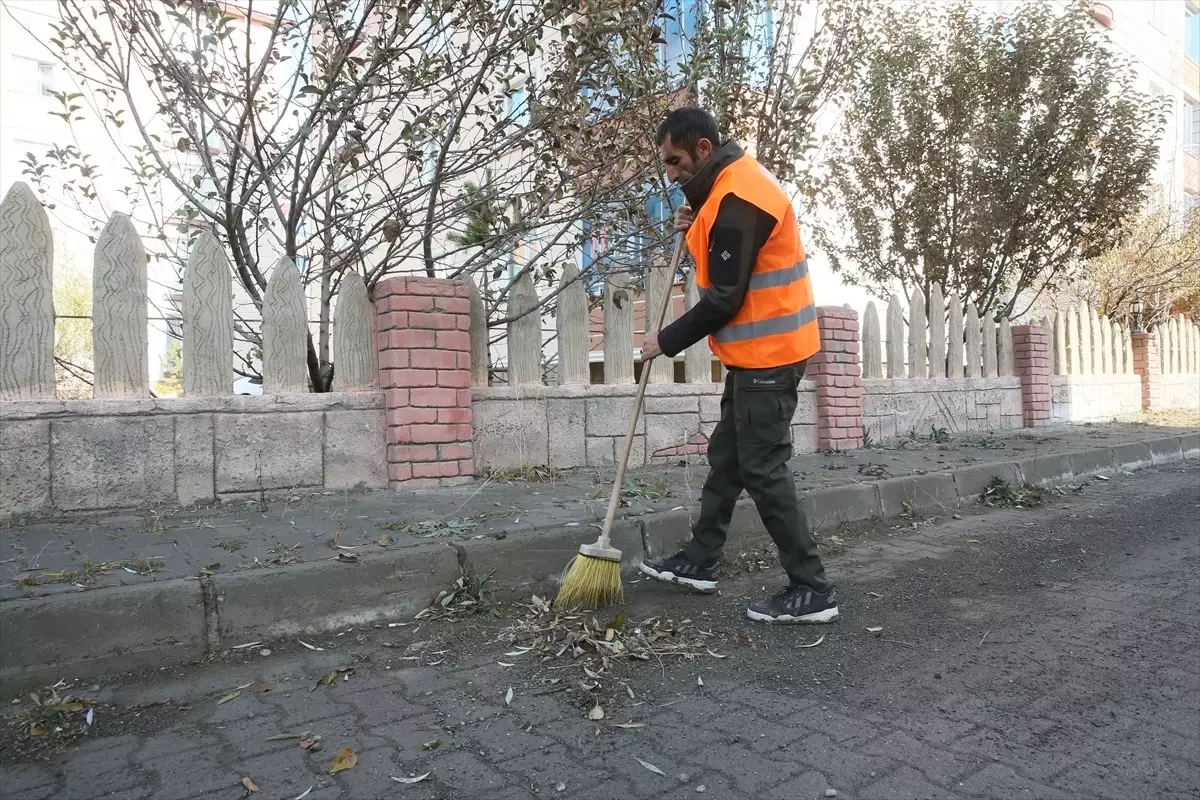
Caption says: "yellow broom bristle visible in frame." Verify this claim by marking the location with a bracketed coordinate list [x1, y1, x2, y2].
[554, 554, 623, 609]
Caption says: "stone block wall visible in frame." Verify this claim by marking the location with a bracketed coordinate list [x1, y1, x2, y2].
[374, 277, 474, 487]
[0, 394, 387, 518]
[1050, 374, 1143, 423]
[863, 377, 1022, 441]
[472, 382, 819, 472]
[1158, 374, 1200, 412]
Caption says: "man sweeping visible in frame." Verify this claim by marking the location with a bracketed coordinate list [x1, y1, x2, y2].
[640, 107, 838, 624]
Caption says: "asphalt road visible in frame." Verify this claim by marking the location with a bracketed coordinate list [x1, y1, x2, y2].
[2, 462, 1198, 800]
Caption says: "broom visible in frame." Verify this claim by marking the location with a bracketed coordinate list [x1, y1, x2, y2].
[555, 232, 687, 609]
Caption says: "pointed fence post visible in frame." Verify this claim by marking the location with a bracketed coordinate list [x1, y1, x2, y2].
[262, 256, 309, 393]
[0, 181, 55, 400]
[93, 213, 149, 398]
[947, 296, 963, 379]
[982, 311, 997, 378]
[928, 283, 946, 378]
[683, 271, 711, 383]
[506, 270, 542, 386]
[998, 317, 1014, 376]
[332, 274, 376, 391]
[603, 272, 634, 384]
[907, 287, 927, 378]
[182, 232, 234, 396]
[886, 293, 904, 378]
[1054, 311, 1068, 376]
[556, 264, 590, 385]
[862, 301, 882, 379]
[646, 263, 674, 383]
[467, 277, 490, 387]
[964, 303, 981, 378]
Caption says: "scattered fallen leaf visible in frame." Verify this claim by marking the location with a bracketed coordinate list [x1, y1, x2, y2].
[217, 691, 241, 705]
[232, 641, 262, 649]
[328, 748, 357, 775]
[1095, 474, 1110, 481]
[28, 727, 44, 737]
[299, 735, 323, 751]
[292, 788, 313, 800]
[867, 592, 884, 598]
[521, 719, 534, 732]
[706, 649, 728, 659]
[799, 635, 826, 649]
[391, 773, 431, 785]
[297, 640, 323, 651]
[505, 687, 514, 705]
[583, 666, 603, 679]
[615, 723, 645, 729]
[866, 627, 883, 633]
[49, 702, 84, 712]
[377, 534, 393, 546]
[242, 776, 260, 793]
[697, 676, 704, 687]
[634, 757, 667, 776]
[236, 682, 254, 690]
[267, 733, 302, 741]
[737, 633, 753, 645]
[421, 739, 441, 751]
[86, 708, 94, 725]
[328, 533, 341, 547]
[587, 704, 605, 721]
[337, 552, 358, 563]
[625, 685, 636, 700]
[497, 661, 515, 667]
[312, 670, 339, 692]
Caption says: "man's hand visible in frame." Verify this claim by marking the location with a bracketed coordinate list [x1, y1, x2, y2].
[642, 331, 663, 361]
[674, 205, 693, 232]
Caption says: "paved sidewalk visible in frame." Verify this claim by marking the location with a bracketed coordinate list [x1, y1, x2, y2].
[2, 463, 1197, 800]
[1, 422, 1190, 600]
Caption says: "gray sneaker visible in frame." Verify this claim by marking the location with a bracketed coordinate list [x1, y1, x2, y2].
[639, 551, 719, 593]
[747, 585, 839, 623]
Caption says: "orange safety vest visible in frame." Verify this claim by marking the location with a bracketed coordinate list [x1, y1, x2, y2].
[686, 154, 820, 369]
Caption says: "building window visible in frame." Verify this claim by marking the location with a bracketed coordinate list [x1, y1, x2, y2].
[11, 56, 55, 97]
[1148, 0, 1171, 32]
[1186, 101, 1200, 156]
[1187, 2, 1200, 63]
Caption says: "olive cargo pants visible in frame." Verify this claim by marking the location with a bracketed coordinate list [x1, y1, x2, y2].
[682, 362, 832, 592]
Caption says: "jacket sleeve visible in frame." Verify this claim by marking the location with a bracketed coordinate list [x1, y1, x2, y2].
[656, 193, 779, 358]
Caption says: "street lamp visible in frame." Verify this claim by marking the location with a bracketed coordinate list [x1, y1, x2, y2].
[1131, 298, 1144, 333]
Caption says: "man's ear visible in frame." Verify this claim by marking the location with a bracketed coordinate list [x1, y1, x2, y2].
[695, 138, 714, 161]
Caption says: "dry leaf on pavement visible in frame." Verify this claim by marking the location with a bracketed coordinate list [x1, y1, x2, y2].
[392, 773, 432, 785]
[587, 704, 605, 721]
[634, 757, 666, 776]
[615, 723, 645, 729]
[866, 627, 883, 633]
[421, 739, 441, 751]
[505, 687, 514, 705]
[292, 789, 312, 800]
[799, 635, 826, 648]
[241, 776, 260, 793]
[328, 748, 357, 775]
[217, 691, 240, 705]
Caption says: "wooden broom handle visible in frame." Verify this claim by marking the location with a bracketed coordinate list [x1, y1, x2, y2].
[598, 233, 687, 545]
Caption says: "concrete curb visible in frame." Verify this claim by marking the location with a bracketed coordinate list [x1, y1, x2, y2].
[2, 433, 1197, 691]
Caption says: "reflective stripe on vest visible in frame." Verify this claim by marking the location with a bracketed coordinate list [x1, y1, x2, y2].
[747, 258, 808, 292]
[713, 303, 818, 344]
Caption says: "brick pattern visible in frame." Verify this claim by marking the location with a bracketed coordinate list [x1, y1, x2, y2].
[374, 277, 474, 486]
[810, 306, 864, 451]
[652, 431, 709, 459]
[1130, 331, 1161, 410]
[1012, 324, 1051, 427]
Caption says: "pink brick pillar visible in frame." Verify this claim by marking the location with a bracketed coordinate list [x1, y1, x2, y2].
[1131, 331, 1162, 410]
[810, 306, 863, 451]
[1012, 324, 1051, 427]
[374, 277, 474, 486]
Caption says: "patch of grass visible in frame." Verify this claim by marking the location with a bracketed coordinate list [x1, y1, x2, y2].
[981, 477, 1049, 509]
[39, 557, 121, 586]
[267, 541, 302, 557]
[593, 475, 675, 503]
[857, 462, 890, 479]
[123, 556, 165, 576]
[964, 434, 1008, 450]
[216, 538, 247, 553]
[862, 426, 878, 449]
[417, 566, 508, 621]
[483, 464, 563, 483]
[378, 516, 485, 537]
[140, 511, 169, 534]
[930, 425, 951, 443]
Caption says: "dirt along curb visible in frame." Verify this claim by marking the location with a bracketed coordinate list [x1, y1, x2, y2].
[2, 432, 1197, 692]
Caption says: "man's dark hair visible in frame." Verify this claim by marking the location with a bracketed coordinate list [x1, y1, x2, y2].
[655, 107, 720, 153]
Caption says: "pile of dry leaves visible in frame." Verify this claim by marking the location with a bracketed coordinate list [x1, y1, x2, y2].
[501, 595, 728, 682]
[1, 682, 100, 761]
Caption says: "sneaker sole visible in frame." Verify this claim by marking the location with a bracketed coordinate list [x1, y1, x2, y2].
[745, 606, 840, 624]
[638, 563, 718, 593]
